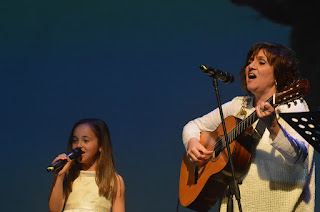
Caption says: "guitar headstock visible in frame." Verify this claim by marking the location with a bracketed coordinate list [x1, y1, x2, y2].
[274, 79, 310, 107]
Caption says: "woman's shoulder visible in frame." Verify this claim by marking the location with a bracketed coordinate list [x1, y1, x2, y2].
[231, 96, 246, 102]
[228, 96, 251, 106]
[221, 96, 250, 117]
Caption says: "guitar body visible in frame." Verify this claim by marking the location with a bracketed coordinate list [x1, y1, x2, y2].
[179, 116, 255, 212]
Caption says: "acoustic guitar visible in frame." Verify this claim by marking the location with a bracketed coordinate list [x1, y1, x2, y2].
[179, 79, 310, 212]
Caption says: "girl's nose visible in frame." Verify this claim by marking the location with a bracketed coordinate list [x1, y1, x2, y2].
[76, 141, 83, 148]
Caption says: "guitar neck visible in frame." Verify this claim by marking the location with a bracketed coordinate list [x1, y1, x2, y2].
[227, 95, 274, 142]
[216, 79, 310, 151]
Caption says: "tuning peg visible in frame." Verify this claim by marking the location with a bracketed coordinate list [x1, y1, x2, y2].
[300, 98, 304, 103]
[287, 103, 291, 108]
[294, 101, 297, 106]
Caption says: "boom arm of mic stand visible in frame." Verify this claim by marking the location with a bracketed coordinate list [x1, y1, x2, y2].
[212, 79, 242, 212]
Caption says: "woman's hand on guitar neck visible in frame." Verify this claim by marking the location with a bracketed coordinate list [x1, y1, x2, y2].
[255, 102, 280, 140]
[187, 138, 213, 166]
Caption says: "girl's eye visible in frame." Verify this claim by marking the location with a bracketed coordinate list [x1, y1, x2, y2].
[72, 139, 78, 143]
[84, 140, 89, 143]
[259, 61, 266, 65]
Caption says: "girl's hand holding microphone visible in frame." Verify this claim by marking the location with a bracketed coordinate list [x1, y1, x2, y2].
[51, 153, 72, 176]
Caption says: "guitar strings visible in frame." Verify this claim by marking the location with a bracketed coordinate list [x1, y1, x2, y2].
[210, 81, 305, 155]
[211, 110, 259, 153]
[211, 96, 273, 154]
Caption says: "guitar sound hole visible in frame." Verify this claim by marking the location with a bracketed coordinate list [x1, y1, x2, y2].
[211, 138, 223, 162]
[211, 149, 221, 162]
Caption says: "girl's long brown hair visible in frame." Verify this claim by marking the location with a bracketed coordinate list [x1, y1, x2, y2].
[63, 119, 119, 203]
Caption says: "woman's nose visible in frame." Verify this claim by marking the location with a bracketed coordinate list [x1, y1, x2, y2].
[247, 61, 256, 70]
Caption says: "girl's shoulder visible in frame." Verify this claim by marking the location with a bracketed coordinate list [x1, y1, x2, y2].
[114, 172, 125, 196]
[111, 172, 125, 189]
[115, 173, 124, 184]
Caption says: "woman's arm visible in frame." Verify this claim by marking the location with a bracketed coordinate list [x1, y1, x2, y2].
[182, 97, 243, 150]
[256, 100, 309, 164]
[182, 97, 243, 165]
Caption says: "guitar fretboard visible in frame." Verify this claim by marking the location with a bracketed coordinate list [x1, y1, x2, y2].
[214, 95, 274, 153]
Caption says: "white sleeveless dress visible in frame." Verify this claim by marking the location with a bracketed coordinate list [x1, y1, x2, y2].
[64, 171, 111, 212]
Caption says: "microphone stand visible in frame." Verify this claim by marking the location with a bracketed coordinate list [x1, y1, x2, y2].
[211, 78, 242, 212]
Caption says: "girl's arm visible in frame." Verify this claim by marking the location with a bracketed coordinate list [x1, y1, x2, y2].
[112, 174, 125, 212]
[48, 154, 72, 212]
[48, 174, 66, 212]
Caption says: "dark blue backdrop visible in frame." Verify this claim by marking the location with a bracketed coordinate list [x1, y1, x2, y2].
[1, 1, 318, 211]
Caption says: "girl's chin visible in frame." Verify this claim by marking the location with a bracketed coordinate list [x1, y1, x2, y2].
[76, 156, 83, 163]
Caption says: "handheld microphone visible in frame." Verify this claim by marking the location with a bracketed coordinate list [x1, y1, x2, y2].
[47, 147, 84, 172]
[200, 65, 234, 84]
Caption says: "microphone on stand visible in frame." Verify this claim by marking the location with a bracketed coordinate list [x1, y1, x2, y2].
[200, 65, 234, 84]
[47, 147, 84, 172]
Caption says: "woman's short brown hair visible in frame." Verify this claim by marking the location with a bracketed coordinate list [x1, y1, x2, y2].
[239, 42, 300, 95]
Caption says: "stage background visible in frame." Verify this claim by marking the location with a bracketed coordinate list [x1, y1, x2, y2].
[1, 1, 319, 211]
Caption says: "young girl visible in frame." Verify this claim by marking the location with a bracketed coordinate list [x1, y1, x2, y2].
[48, 119, 125, 212]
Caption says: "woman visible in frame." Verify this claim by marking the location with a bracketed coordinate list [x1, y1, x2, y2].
[182, 42, 315, 211]
[49, 118, 125, 212]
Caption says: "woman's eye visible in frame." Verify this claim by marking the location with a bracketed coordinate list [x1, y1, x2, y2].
[259, 61, 265, 65]
[84, 140, 89, 143]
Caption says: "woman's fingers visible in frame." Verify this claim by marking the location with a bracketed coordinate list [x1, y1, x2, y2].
[187, 139, 213, 165]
